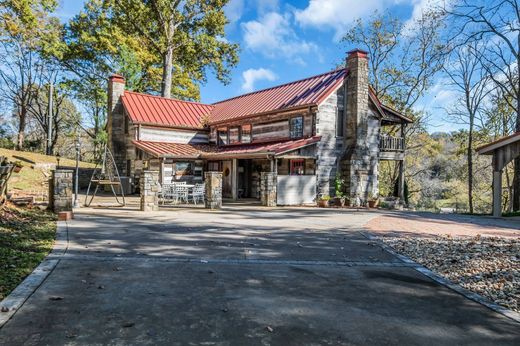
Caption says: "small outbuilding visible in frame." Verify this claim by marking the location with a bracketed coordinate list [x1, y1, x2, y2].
[476, 132, 520, 217]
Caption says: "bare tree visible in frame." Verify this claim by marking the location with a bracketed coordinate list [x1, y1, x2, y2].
[446, 0, 520, 211]
[444, 42, 493, 213]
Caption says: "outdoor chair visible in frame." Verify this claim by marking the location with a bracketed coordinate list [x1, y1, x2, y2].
[161, 184, 176, 204]
[190, 183, 205, 205]
[174, 184, 189, 204]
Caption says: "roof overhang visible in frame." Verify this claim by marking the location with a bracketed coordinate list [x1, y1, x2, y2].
[476, 132, 520, 155]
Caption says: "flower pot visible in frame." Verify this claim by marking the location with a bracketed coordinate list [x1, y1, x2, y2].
[333, 197, 345, 207]
[318, 199, 329, 208]
[13, 165, 22, 173]
[368, 199, 379, 208]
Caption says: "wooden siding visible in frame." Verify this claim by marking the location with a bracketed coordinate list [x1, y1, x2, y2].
[139, 126, 209, 144]
[253, 120, 289, 141]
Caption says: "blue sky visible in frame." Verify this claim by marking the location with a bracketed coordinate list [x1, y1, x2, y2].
[55, 0, 453, 132]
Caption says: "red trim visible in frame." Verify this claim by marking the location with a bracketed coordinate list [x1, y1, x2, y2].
[109, 74, 125, 83]
[347, 49, 369, 59]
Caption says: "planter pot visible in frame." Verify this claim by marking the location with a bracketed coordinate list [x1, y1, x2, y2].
[368, 200, 379, 208]
[333, 197, 345, 207]
[13, 165, 22, 173]
[318, 199, 329, 208]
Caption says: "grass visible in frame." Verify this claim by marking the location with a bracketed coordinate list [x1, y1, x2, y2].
[0, 204, 56, 300]
[0, 148, 95, 193]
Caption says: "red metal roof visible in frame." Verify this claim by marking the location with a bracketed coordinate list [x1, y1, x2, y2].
[210, 69, 347, 124]
[132, 136, 321, 159]
[122, 91, 214, 128]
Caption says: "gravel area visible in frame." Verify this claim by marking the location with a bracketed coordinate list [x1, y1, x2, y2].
[380, 235, 520, 313]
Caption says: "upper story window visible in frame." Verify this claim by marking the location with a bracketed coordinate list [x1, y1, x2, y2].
[218, 127, 228, 145]
[229, 127, 240, 144]
[290, 116, 303, 139]
[336, 109, 344, 137]
[241, 124, 251, 143]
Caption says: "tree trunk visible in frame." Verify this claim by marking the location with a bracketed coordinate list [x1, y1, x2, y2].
[468, 125, 474, 214]
[161, 46, 173, 99]
[16, 105, 27, 150]
[513, 103, 520, 211]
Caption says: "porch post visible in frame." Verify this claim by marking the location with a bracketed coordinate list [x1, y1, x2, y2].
[398, 160, 405, 203]
[231, 158, 238, 201]
[492, 169, 502, 217]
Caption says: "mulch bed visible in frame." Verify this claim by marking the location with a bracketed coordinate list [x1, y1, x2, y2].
[380, 235, 520, 313]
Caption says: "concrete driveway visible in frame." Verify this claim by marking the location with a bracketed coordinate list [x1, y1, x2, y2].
[0, 204, 519, 345]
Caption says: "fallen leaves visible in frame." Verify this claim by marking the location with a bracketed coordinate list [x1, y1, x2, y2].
[381, 235, 520, 312]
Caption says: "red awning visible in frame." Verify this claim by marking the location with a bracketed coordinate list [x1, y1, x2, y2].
[132, 136, 321, 159]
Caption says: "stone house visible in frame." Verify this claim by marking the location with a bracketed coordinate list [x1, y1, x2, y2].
[107, 49, 411, 206]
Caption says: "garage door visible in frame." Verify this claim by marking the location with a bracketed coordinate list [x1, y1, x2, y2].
[277, 175, 316, 205]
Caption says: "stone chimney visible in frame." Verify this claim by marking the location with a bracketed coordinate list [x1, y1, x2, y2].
[342, 49, 379, 205]
[107, 74, 126, 174]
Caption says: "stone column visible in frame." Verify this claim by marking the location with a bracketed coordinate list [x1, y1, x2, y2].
[205, 172, 222, 209]
[140, 170, 159, 211]
[49, 169, 73, 213]
[260, 172, 277, 207]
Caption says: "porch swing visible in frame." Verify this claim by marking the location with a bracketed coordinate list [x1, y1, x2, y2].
[84, 144, 126, 207]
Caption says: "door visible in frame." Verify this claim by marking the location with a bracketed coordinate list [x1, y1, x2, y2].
[222, 160, 232, 198]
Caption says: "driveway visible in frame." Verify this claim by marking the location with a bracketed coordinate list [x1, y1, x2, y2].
[0, 205, 519, 345]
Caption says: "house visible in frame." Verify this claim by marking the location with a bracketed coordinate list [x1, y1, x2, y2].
[107, 49, 412, 206]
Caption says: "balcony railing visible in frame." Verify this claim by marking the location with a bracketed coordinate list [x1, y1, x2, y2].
[379, 135, 405, 152]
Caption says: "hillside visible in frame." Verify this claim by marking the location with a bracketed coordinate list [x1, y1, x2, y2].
[0, 148, 96, 196]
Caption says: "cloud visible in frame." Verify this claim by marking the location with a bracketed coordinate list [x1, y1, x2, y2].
[242, 12, 317, 59]
[224, 0, 244, 23]
[294, 0, 398, 40]
[241, 68, 277, 92]
[403, 0, 445, 32]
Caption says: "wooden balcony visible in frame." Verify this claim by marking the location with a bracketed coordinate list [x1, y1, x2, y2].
[379, 135, 405, 161]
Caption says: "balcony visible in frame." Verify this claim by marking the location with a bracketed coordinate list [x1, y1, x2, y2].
[379, 135, 405, 152]
[379, 135, 405, 160]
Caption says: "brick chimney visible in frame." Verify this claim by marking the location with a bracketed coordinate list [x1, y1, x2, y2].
[107, 74, 126, 174]
[342, 49, 379, 205]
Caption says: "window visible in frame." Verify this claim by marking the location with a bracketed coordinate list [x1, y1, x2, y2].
[218, 127, 228, 145]
[229, 127, 240, 144]
[336, 109, 344, 137]
[174, 162, 193, 176]
[290, 159, 305, 175]
[124, 115, 129, 134]
[241, 124, 251, 143]
[207, 161, 220, 171]
[290, 116, 303, 139]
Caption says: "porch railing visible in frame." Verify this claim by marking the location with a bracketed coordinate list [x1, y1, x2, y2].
[379, 135, 405, 152]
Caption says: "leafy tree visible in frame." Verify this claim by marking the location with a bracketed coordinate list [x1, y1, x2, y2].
[62, 0, 239, 100]
[0, 0, 61, 149]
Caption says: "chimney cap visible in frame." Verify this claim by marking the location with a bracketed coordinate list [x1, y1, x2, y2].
[109, 74, 125, 83]
[347, 48, 369, 59]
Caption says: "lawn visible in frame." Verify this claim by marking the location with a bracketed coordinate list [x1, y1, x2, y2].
[0, 204, 56, 300]
[0, 148, 95, 194]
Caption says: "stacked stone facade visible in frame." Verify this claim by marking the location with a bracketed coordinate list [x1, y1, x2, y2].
[204, 172, 222, 209]
[341, 49, 379, 205]
[260, 172, 277, 207]
[140, 170, 159, 211]
[107, 75, 129, 176]
[49, 169, 73, 213]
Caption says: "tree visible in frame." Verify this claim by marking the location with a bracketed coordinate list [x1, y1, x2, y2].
[445, 0, 520, 210]
[444, 42, 493, 213]
[0, 0, 61, 149]
[63, 0, 239, 100]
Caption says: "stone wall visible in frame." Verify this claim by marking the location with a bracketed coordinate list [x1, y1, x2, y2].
[260, 172, 277, 207]
[60, 166, 96, 190]
[204, 172, 222, 209]
[140, 170, 159, 211]
[107, 75, 127, 176]
[49, 169, 73, 213]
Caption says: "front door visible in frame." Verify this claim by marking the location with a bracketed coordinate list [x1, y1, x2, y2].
[222, 160, 232, 198]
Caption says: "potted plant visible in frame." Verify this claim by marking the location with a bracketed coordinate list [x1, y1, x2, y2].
[333, 174, 346, 207]
[318, 195, 330, 208]
[13, 161, 23, 173]
[368, 197, 379, 208]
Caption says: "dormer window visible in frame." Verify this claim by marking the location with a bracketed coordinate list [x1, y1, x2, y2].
[290, 116, 303, 139]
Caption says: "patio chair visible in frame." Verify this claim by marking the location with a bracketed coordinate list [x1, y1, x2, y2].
[174, 184, 189, 204]
[162, 184, 176, 204]
[190, 183, 205, 205]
